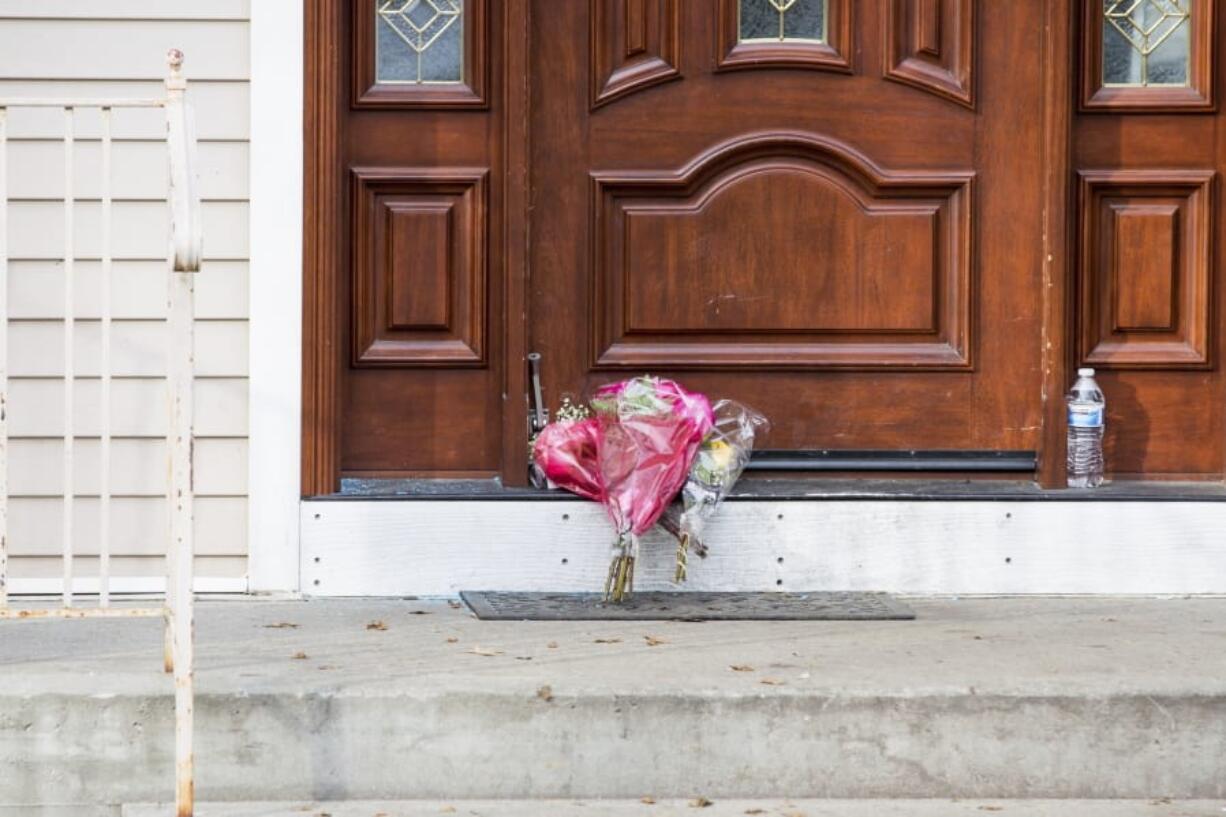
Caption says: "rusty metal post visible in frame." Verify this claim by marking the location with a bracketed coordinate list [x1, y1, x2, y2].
[165, 47, 200, 817]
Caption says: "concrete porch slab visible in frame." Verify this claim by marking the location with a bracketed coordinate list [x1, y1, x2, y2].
[121, 800, 1226, 817]
[2, 598, 1226, 805]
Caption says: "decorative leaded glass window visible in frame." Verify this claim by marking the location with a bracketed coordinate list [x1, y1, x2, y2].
[1103, 0, 1191, 87]
[719, 0, 849, 72]
[739, 0, 828, 43]
[354, 0, 487, 108]
[376, 0, 464, 84]
[1083, 0, 1212, 110]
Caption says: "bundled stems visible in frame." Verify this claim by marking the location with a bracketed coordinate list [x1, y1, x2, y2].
[674, 532, 690, 583]
[604, 534, 636, 603]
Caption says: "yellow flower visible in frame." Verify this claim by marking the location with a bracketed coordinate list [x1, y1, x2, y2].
[706, 439, 734, 471]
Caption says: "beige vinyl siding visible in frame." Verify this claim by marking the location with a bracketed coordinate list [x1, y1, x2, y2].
[1, 2, 251, 589]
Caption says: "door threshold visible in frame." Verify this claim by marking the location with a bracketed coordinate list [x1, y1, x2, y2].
[331, 476, 1226, 502]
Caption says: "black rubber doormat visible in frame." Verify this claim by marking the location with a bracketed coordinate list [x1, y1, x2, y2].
[459, 591, 916, 621]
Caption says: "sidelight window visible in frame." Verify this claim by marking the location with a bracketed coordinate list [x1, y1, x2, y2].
[739, 0, 828, 43]
[376, 0, 464, 84]
[1103, 0, 1191, 87]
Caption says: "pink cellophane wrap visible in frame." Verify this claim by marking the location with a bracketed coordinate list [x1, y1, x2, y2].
[531, 376, 713, 534]
[532, 418, 603, 501]
[592, 377, 713, 536]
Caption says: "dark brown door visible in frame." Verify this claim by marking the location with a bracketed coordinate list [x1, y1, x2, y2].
[528, 0, 1048, 459]
[1072, 0, 1224, 479]
[305, 0, 1226, 491]
[311, 0, 510, 484]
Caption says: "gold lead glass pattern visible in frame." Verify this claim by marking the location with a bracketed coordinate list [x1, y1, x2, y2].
[376, 0, 464, 84]
[739, 0, 827, 43]
[1103, 0, 1192, 86]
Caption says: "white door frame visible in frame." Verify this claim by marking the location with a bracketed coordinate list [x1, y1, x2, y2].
[248, 0, 305, 593]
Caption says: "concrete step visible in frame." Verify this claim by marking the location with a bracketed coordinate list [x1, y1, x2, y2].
[2, 598, 1225, 806]
[119, 800, 1226, 817]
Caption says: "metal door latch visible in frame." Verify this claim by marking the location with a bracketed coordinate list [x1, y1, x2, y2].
[528, 352, 549, 435]
[527, 352, 550, 487]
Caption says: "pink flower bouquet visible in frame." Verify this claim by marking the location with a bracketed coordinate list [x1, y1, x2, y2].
[532, 376, 714, 601]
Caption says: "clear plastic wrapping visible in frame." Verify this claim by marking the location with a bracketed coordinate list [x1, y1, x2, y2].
[673, 400, 769, 582]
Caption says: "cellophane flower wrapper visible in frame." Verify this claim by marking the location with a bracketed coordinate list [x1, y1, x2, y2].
[531, 417, 603, 502]
[674, 399, 769, 582]
[591, 377, 713, 600]
[530, 375, 714, 601]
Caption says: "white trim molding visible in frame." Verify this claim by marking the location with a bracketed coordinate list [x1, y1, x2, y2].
[302, 499, 1226, 597]
[248, 0, 305, 593]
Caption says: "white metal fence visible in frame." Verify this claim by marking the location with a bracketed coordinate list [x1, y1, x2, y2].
[0, 50, 202, 816]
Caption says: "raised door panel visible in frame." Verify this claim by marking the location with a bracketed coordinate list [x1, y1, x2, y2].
[351, 168, 489, 367]
[884, 0, 975, 108]
[1078, 169, 1213, 369]
[592, 134, 973, 369]
[590, 0, 681, 107]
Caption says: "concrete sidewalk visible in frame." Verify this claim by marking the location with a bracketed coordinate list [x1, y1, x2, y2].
[2, 597, 1225, 807]
[120, 799, 1226, 816]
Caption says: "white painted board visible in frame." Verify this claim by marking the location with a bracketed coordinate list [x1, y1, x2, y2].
[301, 499, 1226, 597]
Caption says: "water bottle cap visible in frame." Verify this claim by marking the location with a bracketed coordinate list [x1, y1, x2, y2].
[1077, 367, 1095, 377]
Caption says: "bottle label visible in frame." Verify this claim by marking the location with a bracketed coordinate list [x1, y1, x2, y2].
[1068, 404, 1104, 428]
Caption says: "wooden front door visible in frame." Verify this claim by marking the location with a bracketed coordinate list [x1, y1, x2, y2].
[304, 0, 1225, 492]
[1072, 0, 1223, 479]
[529, 0, 1045, 459]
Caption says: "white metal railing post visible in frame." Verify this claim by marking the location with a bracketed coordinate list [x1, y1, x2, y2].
[165, 47, 200, 817]
[100, 106, 113, 608]
[62, 106, 75, 608]
[0, 49, 202, 815]
[0, 105, 7, 609]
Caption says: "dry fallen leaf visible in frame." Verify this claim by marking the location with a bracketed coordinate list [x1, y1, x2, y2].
[467, 646, 505, 657]
[689, 797, 713, 808]
[547, 641, 559, 649]
[446, 637, 459, 644]
[744, 810, 767, 815]
[263, 622, 299, 629]
[729, 664, 755, 672]
[366, 620, 388, 631]
[291, 652, 309, 660]
[537, 685, 554, 702]
[644, 635, 667, 647]
[594, 638, 622, 644]
[640, 795, 656, 804]
[759, 678, 786, 686]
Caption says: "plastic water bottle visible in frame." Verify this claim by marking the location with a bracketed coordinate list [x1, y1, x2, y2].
[1066, 368, 1105, 488]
